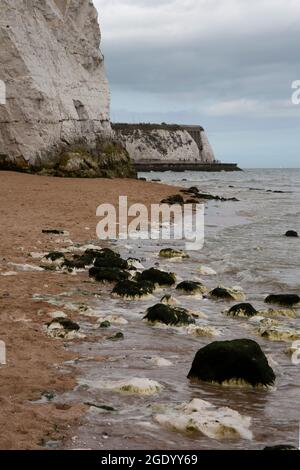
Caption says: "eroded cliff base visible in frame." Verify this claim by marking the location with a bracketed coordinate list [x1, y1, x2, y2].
[0, 139, 137, 178]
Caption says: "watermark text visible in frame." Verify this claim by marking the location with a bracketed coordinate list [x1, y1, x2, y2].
[0, 80, 6, 105]
[96, 196, 204, 251]
[291, 80, 300, 105]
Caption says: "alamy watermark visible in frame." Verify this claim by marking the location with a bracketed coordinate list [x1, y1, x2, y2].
[96, 196, 204, 251]
[0, 79, 6, 105]
[291, 80, 300, 105]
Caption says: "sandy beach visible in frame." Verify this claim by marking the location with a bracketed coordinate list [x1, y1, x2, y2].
[0, 171, 179, 449]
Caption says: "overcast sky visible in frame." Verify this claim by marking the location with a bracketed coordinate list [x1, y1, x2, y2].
[95, 0, 300, 167]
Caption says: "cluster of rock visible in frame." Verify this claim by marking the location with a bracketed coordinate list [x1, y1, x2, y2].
[27, 225, 300, 448]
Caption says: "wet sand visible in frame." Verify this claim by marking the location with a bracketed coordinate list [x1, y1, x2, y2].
[0, 171, 180, 449]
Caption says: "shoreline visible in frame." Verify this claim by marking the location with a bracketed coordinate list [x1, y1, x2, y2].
[0, 171, 181, 449]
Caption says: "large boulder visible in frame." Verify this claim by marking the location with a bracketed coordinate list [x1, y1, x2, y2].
[188, 339, 276, 388]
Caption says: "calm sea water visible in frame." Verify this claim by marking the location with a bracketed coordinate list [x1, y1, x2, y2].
[61, 169, 300, 450]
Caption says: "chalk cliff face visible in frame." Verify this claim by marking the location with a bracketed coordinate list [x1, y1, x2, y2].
[0, 0, 134, 176]
[112, 124, 216, 164]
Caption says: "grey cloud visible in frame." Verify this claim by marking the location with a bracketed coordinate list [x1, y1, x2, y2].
[95, 0, 300, 166]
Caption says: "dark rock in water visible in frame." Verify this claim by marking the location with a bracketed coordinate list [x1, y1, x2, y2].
[176, 281, 205, 295]
[112, 280, 155, 299]
[100, 321, 111, 328]
[136, 268, 176, 286]
[187, 339, 276, 387]
[94, 256, 128, 270]
[152, 179, 161, 182]
[48, 318, 80, 332]
[139, 177, 147, 181]
[159, 248, 188, 259]
[94, 248, 121, 259]
[188, 186, 199, 194]
[180, 187, 199, 195]
[41, 264, 57, 272]
[265, 294, 300, 307]
[89, 267, 129, 283]
[42, 229, 64, 235]
[209, 287, 235, 301]
[181, 190, 239, 202]
[63, 251, 96, 270]
[42, 391, 56, 401]
[227, 303, 258, 317]
[108, 332, 124, 341]
[263, 445, 298, 451]
[45, 252, 65, 262]
[144, 303, 195, 326]
[285, 230, 298, 238]
[160, 194, 185, 205]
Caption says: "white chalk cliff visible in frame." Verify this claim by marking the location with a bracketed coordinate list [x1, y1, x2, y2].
[113, 124, 216, 164]
[0, 0, 114, 172]
[0, 0, 217, 175]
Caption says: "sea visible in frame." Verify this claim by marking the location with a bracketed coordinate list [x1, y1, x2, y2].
[60, 168, 300, 450]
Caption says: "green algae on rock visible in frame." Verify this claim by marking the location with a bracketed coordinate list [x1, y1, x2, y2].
[188, 339, 276, 388]
[159, 248, 189, 259]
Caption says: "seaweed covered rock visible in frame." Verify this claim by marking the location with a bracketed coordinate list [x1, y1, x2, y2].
[176, 281, 207, 295]
[144, 303, 195, 326]
[42, 229, 65, 235]
[160, 195, 185, 205]
[44, 252, 66, 263]
[285, 231, 298, 238]
[48, 318, 80, 331]
[107, 332, 124, 341]
[209, 287, 245, 302]
[259, 308, 296, 319]
[89, 267, 129, 283]
[188, 339, 276, 388]
[226, 303, 258, 318]
[265, 294, 300, 307]
[112, 280, 155, 299]
[181, 188, 239, 202]
[94, 256, 128, 270]
[159, 248, 189, 259]
[257, 325, 300, 342]
[136, 268, 176, 287]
